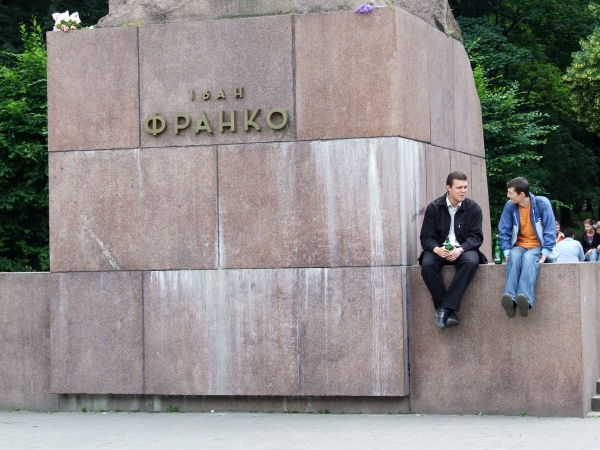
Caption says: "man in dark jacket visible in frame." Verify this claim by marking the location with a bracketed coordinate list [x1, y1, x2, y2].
[419, 171, 486, 330]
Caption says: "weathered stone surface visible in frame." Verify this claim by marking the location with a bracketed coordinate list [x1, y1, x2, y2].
[0, 274, 58, 411]
[425, 145, 450, 204]
[453, 40, 485, 157]
[396, 7, 431, 143]
[470, 155, 492, 260]
[428, 27, 455, 150]
[450, 148, 471, 182]
[298, 267, 407, 396]
[573, 263, 599, 416]
[408, 263, 600, 417]
[49, 147, 218, 272]
[138, 15, 294, 148]
[144, 267, 407, 396]
[98, 1, 461, 40]
[50, 272, 143, 394]
[295, 8, 399, 141]
[47, 27, 139, 151]
[144, 270, 299, 395]
[218, 137, 425, 269]
[296, 8, 431, 142]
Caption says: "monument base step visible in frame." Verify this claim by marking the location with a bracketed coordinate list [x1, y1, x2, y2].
[56, 394, 410, 415]
[591, 394, 600, 412]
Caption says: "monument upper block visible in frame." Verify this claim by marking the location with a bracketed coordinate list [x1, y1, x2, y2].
[100, 0, 461, 40]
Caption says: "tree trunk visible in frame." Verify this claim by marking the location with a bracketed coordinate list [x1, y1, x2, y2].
[559, 206, 573, 227]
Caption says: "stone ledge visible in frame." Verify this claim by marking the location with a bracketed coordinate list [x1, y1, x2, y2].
[407, 262, 600, 417]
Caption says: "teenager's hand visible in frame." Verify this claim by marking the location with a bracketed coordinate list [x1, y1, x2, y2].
[586, 249, 592, 256]
[539, 254, 547, 264]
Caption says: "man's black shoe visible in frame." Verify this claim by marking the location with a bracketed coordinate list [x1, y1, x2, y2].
[501, 293, 516, 318]
[435, 307, 449, 330]
[446, 310, 460, 328]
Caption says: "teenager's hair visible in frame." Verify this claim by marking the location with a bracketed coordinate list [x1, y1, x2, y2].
[507, 177, 530, 197]
[446, 171, 468, 188]
[584, 218, 594, 227]
[564, 228, 575, 238]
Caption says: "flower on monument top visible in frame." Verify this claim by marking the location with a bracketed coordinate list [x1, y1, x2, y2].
[355, 3, 381, 14]
[52, 11, 82, 31]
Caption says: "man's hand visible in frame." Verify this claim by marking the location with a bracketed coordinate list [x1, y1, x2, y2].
[539, 254, 547, 264]
[445, 247, 463, 261]
[434, 246, 452, 259]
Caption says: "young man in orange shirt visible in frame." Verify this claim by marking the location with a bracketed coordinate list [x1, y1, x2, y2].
[498, 177, 556, 318]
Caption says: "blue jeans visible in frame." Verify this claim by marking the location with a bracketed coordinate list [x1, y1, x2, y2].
[504, 246, 542, 308]
[585, 248, 599, 261]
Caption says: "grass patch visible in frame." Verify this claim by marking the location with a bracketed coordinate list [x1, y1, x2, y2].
[166, 405, 180, 413]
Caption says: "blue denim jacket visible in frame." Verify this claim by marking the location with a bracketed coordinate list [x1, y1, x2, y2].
[498, 193, 556, 258]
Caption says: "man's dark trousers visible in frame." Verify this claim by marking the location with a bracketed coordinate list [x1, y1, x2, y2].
[420, 250, 480, 311]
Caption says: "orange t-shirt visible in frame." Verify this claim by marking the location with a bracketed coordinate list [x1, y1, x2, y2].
[515, 203, 541, 249]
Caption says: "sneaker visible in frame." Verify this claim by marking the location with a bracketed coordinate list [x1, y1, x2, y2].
[501, 293, 516, 318]
[516, 294, 530, 318]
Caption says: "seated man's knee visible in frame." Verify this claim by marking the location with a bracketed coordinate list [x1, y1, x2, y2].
[461, 251, 480, 268]
[523, 250, 541, 263]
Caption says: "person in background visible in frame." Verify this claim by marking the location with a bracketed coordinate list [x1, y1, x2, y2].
[555, 228, 584, 262]
[580, 218, 600, 261]
[555, 220, 565, 244]
[595, 221, 600, 237]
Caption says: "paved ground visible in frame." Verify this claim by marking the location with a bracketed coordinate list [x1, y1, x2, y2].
[2, 411, 600, 449]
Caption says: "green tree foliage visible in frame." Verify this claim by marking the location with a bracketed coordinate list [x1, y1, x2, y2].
[0, 1, 108, 63]
[450, 0, 600, 225]
[0, 21, 48, 271]
[473, 62, 555, 224]
[565, 4, 600, 136]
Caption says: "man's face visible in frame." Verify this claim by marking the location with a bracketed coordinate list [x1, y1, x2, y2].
[585, 223, 594, 234]
[596, 228, 600, 235]
[447, 179, 468, 204]
[507, 187, 523, 204]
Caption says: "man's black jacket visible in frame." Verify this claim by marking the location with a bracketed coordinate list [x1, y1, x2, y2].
[418, 194, 487, 264]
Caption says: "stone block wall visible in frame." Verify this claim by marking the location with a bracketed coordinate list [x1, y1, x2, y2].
[0, 6, 500, 413]
[47, 8, 490, 275]
[408, 263, 600, 417]
[2, 263, 599, 416]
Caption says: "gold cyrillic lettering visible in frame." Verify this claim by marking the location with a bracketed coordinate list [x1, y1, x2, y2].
[234, 87, 243, 99]
[219, 110, 236, 132]
[266, 108, 289, 130]
[144, 114, 166, 136]
[203, 90, 210, 100]
[244, 109, 261, 131]
[174, 113, 190, 135]
[195, 112, 213, 134]
[190, 90, 195, 101]
[217, 90, 226, 99]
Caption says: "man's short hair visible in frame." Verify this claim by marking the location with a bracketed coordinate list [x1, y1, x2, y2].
[507, 177, 530, 197]
[564, 228, 575, 238]
[584, 218, 594, 227]
[446, 171, 468, 188]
